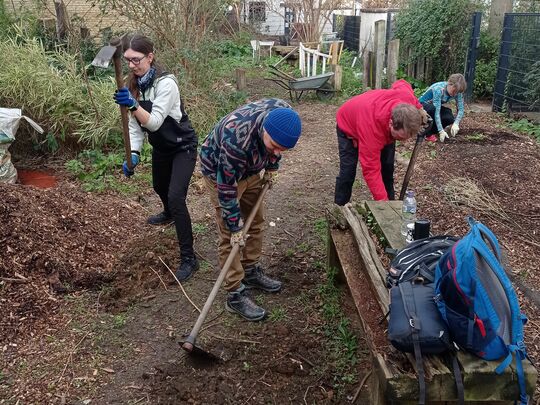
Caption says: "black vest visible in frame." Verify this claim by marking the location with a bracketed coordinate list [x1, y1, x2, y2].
[138, 76, 197, 155]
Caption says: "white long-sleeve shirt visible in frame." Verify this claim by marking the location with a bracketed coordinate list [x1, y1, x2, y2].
[128, 74, 184, 152]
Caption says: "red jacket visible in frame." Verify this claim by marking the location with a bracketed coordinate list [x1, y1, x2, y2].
[336, 80, 422, 200]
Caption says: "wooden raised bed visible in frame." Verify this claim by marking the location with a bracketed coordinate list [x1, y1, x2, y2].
[327, 201, 537, 404]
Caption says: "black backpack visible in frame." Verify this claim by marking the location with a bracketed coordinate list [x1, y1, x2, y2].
[387, 236, 463, 405]
[387, 235, 459, 288]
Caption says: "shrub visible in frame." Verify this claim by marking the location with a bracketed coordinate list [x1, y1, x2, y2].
[395, 0, 479, 81]
[0, 33, 120, 147]
[473, 31, 499, 99]
[524, 61, 540, 109]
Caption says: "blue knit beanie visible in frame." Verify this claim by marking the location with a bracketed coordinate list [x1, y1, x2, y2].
[263, 108, 302, 149]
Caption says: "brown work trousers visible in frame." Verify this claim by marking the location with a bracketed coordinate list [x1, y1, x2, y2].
[203, 174, 265, 291]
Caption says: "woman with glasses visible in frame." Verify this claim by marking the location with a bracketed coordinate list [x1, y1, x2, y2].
[113, 33, 199, 282]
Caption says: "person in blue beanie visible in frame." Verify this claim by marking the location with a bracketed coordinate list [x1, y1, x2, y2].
[199, 99, 302, 321]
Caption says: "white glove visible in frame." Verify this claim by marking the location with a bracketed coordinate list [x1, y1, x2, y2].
[263, 170, 278, 189]
[450, 123, 459, 137]
[439, 130, 449, 143]
[230, 230, 245, 247]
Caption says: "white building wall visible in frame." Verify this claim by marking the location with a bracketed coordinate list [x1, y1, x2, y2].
[242, 0, 353, 37]
[359, 10, 387, 53]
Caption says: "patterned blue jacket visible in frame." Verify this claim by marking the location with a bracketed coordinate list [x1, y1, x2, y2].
[199, 98, 292, 232]
[419, 81, 464, 132]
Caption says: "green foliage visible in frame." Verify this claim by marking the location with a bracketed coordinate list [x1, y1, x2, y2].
[473, 31, 499, 98]
[318, 266, 359, 388]
[0, 32, 121, 147]
[0, 0, 13, 39]
[465, 133, 486, 141]
[214, 39, 251, 57]
[396, 68, 428, 96]
[338, 50, 363, 100]
[65, 149, 149, 194]
[507, 118, 540, 142]
[268, 306, 289, 322]
[313, 218, 328, 245]
[524, 61, 540, 109]
[395, 0, 479, 81]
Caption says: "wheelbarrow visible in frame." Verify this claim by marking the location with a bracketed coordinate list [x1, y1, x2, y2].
[266, 66, 335, 102]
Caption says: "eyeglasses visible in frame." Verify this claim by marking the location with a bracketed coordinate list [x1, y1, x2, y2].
[124, 55, 147, 65]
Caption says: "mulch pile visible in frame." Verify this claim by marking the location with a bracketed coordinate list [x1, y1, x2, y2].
[0, 181, 145, 345]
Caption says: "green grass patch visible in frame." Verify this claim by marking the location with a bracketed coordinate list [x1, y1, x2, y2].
[192, 223, 209, 236]
[314, 218, 328, 245]
[268, 306, 289, 322]
[465, 133, 486, 141]
[317, 266, 359, 390]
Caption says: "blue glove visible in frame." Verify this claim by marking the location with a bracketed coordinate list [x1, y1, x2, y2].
[113, 87, 139, 111]
[122, 152, 140, 177]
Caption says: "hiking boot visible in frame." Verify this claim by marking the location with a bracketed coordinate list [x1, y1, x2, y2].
[174, 256, 199, 282]
[147, 211, 173, 225]
[226, 285, 266, 321]
[243, 264, 282, 293]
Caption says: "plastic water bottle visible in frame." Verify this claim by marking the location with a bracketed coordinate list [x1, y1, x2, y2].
[401, 190, 417, 237]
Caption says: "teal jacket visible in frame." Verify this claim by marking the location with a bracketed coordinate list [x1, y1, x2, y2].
[419, 81, 464, 132]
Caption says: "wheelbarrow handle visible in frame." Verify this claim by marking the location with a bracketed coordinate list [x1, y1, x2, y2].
[183, 182, 271, 351]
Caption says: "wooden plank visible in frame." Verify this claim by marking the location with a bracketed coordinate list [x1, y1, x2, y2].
[330, 228, 384, 354]
[387, 39, 400, 85]
[235, 68, 246, 91]
[458, 351, 538, 401]
[365, 200, 405, 250]
[374, 20, 386, 89]
[339, 205, 389, 312]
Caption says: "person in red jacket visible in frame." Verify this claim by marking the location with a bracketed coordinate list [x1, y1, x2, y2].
[334, 80, 424, 204]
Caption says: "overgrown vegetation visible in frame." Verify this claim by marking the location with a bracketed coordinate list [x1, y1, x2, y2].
[524, 60, 540, 109]
[507, 118, 540, 143]
[0, 3, 256, 150]
[395, 0, 480, 82]
[473, 31, 499, 99]
[337, 50, 363, 100]
[0, 30, 121, 148]
[318, 266, 359, 390]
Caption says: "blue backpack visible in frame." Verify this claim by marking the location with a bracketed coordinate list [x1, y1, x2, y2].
[434, 217, 529, 404]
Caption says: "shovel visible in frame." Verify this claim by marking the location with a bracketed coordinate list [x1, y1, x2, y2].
[398, 117, 433, 200]
[182, 182, 271, 360]
[91, 36, 133, 171]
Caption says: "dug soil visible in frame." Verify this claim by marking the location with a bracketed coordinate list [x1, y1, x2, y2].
[1, 87, 539, 404]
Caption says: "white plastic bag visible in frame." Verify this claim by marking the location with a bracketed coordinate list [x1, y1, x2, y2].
[0, 108, 44, 184]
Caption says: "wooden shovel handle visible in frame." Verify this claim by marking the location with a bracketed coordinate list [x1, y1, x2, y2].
[110, 39, 133, 171]
[183, 182, 271, 351]
[399, 134, 424, 201]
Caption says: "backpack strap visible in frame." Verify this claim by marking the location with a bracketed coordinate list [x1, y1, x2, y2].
[468, 217, 502, 261]
[399, 282, 426, 405]
[450, 352, 465, 405]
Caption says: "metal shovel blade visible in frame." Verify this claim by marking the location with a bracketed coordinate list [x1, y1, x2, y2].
[180, 340, 222, 363]
[91, 45, 117, 68]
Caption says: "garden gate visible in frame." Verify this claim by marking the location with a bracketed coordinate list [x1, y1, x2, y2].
[493, 13, 540, 113]
[333, 15, 361, 52]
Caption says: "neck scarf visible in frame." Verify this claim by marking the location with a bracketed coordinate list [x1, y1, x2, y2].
[137, 66, 156, 93]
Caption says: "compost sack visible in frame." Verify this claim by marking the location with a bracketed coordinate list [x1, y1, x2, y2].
[0, 108, 43, 184]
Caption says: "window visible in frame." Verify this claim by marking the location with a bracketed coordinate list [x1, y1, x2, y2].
[249, 2, 266, 23]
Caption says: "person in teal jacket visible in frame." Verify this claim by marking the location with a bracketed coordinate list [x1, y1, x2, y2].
[419, 73, 466, 142]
